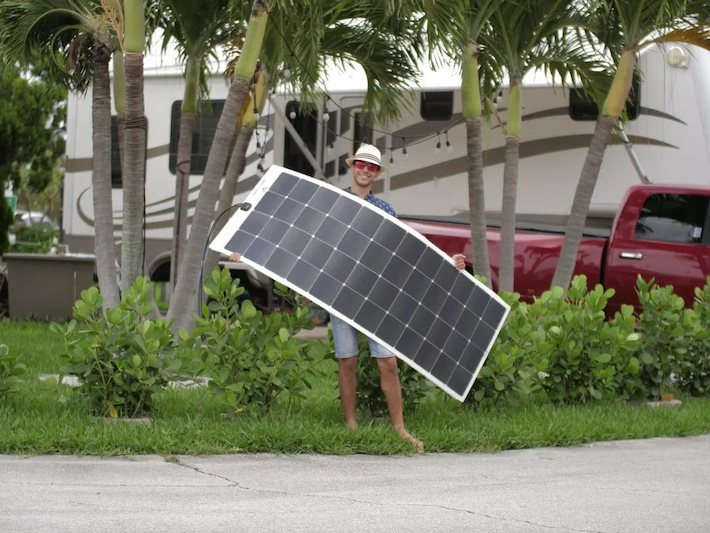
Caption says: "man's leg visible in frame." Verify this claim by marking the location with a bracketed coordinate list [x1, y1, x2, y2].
[330, 315, 359, 429]
[376, 356, 424, 453]
[338, 356, 358, 429]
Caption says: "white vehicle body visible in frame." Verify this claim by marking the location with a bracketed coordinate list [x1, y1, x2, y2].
[62, 43, 710, 282]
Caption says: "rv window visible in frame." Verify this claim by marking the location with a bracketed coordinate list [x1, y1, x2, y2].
[569, 75, 640, 121]
[111, 115, 148, 189]
[284, 101, 318, 176]
[420, 92, 454, 121]
[169, 100, 226, 175]
[635, 193, 709, 244]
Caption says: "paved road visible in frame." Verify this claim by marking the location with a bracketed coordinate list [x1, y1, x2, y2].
[1, 435, 709, 532]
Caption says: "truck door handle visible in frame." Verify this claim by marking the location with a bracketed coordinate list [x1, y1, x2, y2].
[619, 252, 643, 260]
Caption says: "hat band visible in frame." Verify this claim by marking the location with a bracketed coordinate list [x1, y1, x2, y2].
[354, 154, 381, 166]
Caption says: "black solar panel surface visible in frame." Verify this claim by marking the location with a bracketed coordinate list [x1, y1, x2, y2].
[212, 167, 509, 401]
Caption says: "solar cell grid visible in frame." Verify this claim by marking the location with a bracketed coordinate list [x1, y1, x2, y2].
[288, 179, 319, 204]
[292, 206, 327, 235]
[337, 228, 370, 261]
[396, 234, 427, 267]
[330, 196, 361, 225]
[308, 187, 340, 213]
[209, 165, 510, 402]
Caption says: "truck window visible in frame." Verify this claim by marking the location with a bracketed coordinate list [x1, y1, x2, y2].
[635, 193, 709, 244]
[169, 100, 226, 175]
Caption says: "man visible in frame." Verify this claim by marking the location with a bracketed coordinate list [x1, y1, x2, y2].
[231, 144, 466, 453]
[327, 144, 465, 453]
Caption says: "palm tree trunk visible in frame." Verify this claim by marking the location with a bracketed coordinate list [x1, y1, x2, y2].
[203, 124, 255, 278]
[465, 117, 491, 286]
[121, 51, 146, 293]
[170, 111, 195, 290]
[168, 78, 250, 331]
[551, 115, 615, 289]
[167, 1, 270, 332]
[551, 51, 636, 289]
[499, 137, 519, 293]
[113, 50, 125, 176]
[120, 0, 146, 293]
[170, 54, 201, 291]
[461, 41, 491, 287]
[91, 37, 120, 309]
[498, 79, 522, 293]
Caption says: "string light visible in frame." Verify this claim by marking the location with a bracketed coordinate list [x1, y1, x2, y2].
[322, 112, 330, 122]
[435, 131, 441, 154]
[401, 137, 408, 160]
[445, 131, 452, 153]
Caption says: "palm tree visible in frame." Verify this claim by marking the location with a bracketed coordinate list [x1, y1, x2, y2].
[168, 0, 466, 330]
[487, 0, 607, 293]
[551, 0, 710, 289]
[118, 0, 147, 292]
[200, 7, 427, 283]
[167, 0, 271, 332]
[159, 0, 243, 291]
[460, 2, 502, 287]
[0, 0, 121, 308]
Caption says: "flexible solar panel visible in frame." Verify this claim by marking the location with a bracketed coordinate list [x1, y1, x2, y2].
[210, 165, 510, 401]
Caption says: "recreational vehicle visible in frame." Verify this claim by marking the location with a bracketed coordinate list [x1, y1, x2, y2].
[61, 42, 710, 299]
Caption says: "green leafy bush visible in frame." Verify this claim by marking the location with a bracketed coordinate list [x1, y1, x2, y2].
[633, 277, 695, 400]
[0, 344, 26, 395]
[528, 276, 640, 403]
[50, 277, 182, 418]
[671, 276, 710, 397]
[11, 222, 58, 253]
[467, 292, 541, 407]
[185, 267, 326, 414]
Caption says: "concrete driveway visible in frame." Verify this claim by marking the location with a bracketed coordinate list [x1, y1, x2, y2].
[1, 435, 708, 533]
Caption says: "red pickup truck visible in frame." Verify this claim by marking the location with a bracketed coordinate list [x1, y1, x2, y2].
[401, 184, 710, 315]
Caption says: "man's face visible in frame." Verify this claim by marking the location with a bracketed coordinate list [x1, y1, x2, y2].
[350, 159, 381, 188]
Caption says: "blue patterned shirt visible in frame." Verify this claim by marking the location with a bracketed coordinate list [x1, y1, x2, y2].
[345, 187, 397, 217]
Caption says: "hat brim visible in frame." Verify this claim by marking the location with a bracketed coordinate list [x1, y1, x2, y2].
[345, 156, 387, 171]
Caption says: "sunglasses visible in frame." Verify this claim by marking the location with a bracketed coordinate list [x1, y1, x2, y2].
[353, 160, 380, 172]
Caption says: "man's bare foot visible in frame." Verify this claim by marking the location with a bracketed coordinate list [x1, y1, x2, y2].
[345, 419, 358, 430]
[394, 425, 424, 454]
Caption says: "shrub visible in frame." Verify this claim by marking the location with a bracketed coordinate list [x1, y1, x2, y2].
[11, 222, 58, 253]
[529, 276, 639, 404]
[674, 276, 710, 397]
[185, 267, 327, 414]
[633, 277, 694, 400]
[0, 344, 26, 395]
[50, 277, 182, 418]
[467, 292, 541, 408]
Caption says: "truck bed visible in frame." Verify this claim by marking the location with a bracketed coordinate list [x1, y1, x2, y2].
[399, 213, 614, 239]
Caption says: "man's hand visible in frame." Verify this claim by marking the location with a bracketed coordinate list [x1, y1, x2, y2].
[228, 252, 241, 262]
[452, 253, 466, 270]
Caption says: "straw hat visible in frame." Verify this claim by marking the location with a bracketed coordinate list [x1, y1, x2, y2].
[345, 143, 387, 171]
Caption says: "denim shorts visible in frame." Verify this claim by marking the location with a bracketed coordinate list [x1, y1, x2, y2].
[330, 314, 394, 359]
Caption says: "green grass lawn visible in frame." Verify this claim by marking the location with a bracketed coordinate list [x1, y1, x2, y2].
[2, 321, 709, 456]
